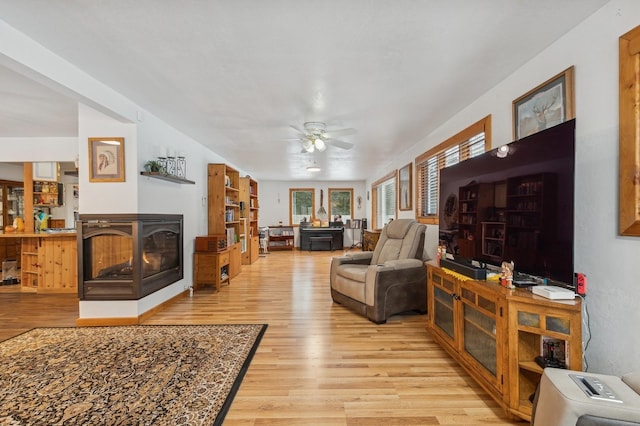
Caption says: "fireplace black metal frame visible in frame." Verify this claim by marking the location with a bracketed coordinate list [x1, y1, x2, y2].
[78, 214, 184, 300]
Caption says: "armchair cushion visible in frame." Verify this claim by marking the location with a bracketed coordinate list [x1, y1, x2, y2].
[330, 219, 427, 323]
[623, 371, 640, 395]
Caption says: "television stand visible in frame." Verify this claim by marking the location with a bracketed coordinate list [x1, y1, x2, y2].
[427, 264, 582, 422]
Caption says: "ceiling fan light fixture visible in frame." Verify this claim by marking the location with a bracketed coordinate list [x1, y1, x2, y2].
[302, 139, 314, 152]
[315, 138, 326, 151]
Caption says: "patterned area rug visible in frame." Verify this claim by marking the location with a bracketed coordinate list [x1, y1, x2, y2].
[0, 324, 267, 425]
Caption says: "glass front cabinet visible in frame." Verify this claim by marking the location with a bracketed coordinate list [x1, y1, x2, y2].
[428, 266, 506, 402]
[427, 264, 582, 422]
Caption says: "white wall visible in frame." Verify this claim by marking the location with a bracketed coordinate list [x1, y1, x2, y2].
[0, 163, 25, 181]
[365, 1, 640, 376]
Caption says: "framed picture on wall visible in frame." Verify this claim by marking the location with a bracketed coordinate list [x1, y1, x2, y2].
[33, 162, 59, 181]
[512, 66, 575, 140]
[398, 162, 412, 211]
[88, 137, 125, 182]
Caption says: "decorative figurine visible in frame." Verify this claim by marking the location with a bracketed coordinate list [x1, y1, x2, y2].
[501, 261, 515, 288]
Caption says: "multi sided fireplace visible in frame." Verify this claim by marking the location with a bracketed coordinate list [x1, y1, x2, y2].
[78, 214, 183, 300]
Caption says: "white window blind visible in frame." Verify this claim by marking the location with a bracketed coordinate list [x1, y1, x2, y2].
[417, 131, 486, 217]
[375, 176, 396, 226]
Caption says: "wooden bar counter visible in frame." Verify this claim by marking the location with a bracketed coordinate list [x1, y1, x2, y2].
[0, 231, 78, 293]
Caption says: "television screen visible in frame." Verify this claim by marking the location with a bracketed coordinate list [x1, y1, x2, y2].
[438, 119, 575, 285]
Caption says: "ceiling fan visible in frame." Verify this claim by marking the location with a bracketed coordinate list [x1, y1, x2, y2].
[287, 122, 356, 153]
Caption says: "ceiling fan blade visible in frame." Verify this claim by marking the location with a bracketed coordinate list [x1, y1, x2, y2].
[326, 139, 354, 150]
[289, 125, 306, 135]
[324, 128, 357, 138]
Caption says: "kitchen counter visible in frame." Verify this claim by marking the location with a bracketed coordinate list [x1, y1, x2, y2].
[0, 230, 78, 293]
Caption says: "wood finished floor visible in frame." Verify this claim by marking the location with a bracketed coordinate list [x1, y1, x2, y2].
[0, 250, 524, 425]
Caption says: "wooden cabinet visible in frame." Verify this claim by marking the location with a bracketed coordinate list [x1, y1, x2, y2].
[33, 180, 61, 208]
[0, 181, 23, 268]
[1, 180, 24, 229]
[428, 266, 507, 405]
[427, 264, 582, 422]
[19, 234, 78, 293]
[268, 226, 294, 250]
[0, 238, 20, 270]
[228, 242, 241, 278]
[507, 295, 582, 421]
[193, 250, 230, 291]
[206, 163, 243, 278]
[207, 164, 241, 247]
[240, 177, 259, 264]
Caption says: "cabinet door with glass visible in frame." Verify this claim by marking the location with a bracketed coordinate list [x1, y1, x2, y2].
[427, 266, 459, 348]
[459, 280, 507, 394]
[1, 181, 24, 228]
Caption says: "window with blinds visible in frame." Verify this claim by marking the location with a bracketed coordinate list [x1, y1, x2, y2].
[377, 177, 396, 226]
[371, 171, 397, 229]
[416, 116, 491, 222]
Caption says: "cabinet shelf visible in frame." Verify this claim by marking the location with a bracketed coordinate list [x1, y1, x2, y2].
[519, 361, 544, 374]
[140, 172, 195, 184]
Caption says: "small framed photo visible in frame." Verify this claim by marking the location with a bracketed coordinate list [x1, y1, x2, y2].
[398, 162, 413, 211]
[33, 162, 59, 181]
[88, 137, 125, 182]
[512, 66, 575, 140]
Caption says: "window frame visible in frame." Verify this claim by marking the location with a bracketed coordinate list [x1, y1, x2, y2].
[371, 170, 397, 230]
[328, 188, 354, 222]
[289, 188, 315, 226]
[415, 115, 492, 225]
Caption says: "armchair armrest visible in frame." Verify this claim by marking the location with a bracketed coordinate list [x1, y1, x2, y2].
[332, 251, 373, 266]
[364, 259, 426, 306]
[381, 259, 424, 269]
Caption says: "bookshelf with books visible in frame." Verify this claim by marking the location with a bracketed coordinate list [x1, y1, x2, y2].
[240, 177, 259, 264]
[206, 163, 242, 279]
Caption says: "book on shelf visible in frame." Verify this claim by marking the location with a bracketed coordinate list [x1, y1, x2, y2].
[226, 227, 235, 247]
[536, 337, 568, 368]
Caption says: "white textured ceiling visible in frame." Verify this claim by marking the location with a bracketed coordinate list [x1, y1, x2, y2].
[0, 1, 608, 180]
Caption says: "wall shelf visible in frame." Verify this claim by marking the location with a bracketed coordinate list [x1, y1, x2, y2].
[140, 171, 195, 184]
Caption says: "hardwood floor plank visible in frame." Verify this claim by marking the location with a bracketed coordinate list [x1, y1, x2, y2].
[0, 250, 524, 424]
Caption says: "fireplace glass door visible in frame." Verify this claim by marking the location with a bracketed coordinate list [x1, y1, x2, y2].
[79, 214, 183, 300]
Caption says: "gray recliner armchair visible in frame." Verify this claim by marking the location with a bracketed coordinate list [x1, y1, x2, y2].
[330, 219, 427, 324]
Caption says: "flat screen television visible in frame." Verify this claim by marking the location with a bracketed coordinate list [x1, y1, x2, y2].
[438, 119, 575, 285]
